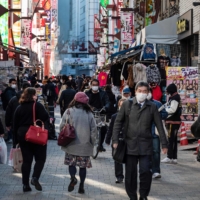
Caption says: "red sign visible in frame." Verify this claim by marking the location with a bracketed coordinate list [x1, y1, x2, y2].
[94, 14, 101, 42]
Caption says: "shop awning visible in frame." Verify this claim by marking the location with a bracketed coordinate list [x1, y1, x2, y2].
[140, 15, 179, 45]
[110, 45, 142, 59]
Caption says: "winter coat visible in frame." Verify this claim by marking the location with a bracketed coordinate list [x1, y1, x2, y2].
[0, 118, 4, 135]
[5, 91, 22, 127]
[112, 98, 168, 155]
[56, 84, 67, 103]
[106, 91, 117, 119]
[59, 87, 76, 111]
[146, 65, 161, 84]
[60, 107, 97, 156]
[152, 85, 162, 101]
[85, 89, 110, 111]
[133, 63, 147, 83]
[13, 101, 49, 146]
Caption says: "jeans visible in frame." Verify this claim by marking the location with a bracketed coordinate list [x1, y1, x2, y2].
[152, 137, 161, 174]
[19, 141, 47, 185]
[125, 155, 152, 199]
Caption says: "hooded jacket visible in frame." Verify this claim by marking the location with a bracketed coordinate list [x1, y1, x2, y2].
[165, 84, 182, 124]
[133, 63, 147, 83]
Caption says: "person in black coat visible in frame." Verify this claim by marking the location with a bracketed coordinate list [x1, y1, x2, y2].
[59, 81, 76, 117]
[5, 82, 31, 144]
[0, 119, 5, 137]
[13, 88, 49, 192]
[106, 98, 126, 184]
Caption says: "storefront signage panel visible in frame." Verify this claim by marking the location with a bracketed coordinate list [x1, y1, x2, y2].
[177, 9, 193, 40]
[0, 0, 8, 46]
[20, 19, 32, 48]
[100, 0, 109, 8]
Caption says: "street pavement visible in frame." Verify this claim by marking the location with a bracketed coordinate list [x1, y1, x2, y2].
[1, 107, 200, 200]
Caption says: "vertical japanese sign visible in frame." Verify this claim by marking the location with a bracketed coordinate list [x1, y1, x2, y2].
[166, 67, 198, 132]
[51, 0, 58, 33]
[0, 0, 8, 46]
[94, 14, 101, 42]
[117, 0, 124, 29]
[121, 12, 134, 44]
[20, 19, 32, 48]
[44, 49, 51, 77]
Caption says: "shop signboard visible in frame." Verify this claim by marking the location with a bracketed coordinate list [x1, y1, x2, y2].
[94, 14, 101, 42]
[166, 67, 198, 133]
[21, 0, 28, 17]
[0, 0, 8, 46]
[100, 0, 109, 8]
[121, 12, 134, 44]
[97, 54, 105, 67]
[64, 58, 95, 65]
[117, 0, 124, 29]
[20, 19, 32, 48]
[51, 0, 58, 33]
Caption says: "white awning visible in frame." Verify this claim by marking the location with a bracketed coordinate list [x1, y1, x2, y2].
[139, 15, 179, 45]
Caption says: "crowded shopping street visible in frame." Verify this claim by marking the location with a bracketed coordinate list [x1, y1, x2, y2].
[0, 108, 200, 200]
[2, 0, 200, 200]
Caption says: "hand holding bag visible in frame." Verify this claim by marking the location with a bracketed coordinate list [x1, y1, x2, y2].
[58, 109, 75, 146]
[25, 103, 48, 145]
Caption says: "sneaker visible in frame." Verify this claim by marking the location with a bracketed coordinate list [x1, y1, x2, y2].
[161, 157, 172, 163]
[152, 173, 161, 179]
[115, 177, 123, 183]
[172, 159, 177, 164]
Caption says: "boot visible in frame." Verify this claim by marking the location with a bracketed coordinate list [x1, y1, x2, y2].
[78, 183, 85, 194]
[31, 177, 42, 191]
[23, 185, 32, 192]
[68, 176, 77, 192]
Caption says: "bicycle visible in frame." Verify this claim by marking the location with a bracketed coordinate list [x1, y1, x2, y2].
[92, 108, 106, 159]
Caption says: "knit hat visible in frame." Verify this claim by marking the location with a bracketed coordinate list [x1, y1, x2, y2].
[123, 87, 131, 94]
[166, 83, 177, 95]
[74, 92, 89, 104]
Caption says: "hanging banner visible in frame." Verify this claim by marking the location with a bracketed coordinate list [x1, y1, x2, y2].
[51, 0, 58, 33]
[166, 67, 198, 133]
[0, 0, 8, 46]
[121, 12, 134, 44]
[94, 14, 101, 42]
[117, 0, 124, 29]
[20, 19, 32, 48]
[44, 49, 51, 77]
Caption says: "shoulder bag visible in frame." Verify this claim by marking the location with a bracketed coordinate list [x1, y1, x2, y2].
[25, 103, 48, 145]
[57, 109, 76, 146]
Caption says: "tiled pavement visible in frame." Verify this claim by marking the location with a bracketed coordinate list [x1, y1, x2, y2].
[1, 107, 200, 200]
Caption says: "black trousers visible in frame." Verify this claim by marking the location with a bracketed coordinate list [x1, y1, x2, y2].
[19, 141, 47, 185]
[167, 124, 180, 159]
[125, 155, 152, 199]
[100, 126, 107, 147]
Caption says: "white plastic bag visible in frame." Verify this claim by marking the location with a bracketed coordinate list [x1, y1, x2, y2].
[0, 138, 7, 164]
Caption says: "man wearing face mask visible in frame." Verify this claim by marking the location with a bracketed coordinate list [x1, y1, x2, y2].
[113, 81, 168, 200]
[122, 87, 132, 99]
[85, 79, 110, 152]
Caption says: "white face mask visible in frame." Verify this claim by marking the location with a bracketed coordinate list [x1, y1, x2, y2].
[60, 80, 63, 83]
[11, 84, 16, 89]
[136, 93, 147, 102]
[92, 86, 99, 91]
[69, 77, 72, 80]
[147, 93, 152, 100]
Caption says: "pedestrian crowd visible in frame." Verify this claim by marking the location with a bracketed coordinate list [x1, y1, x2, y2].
[0, 72, 184, 200]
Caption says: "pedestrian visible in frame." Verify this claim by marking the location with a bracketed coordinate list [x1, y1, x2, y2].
[122, 87, 132, 99]
[85, 79, 110, 152]
[161, 83, 182, 164]
[0, 118, 5, 138]
[75, 76, 84, 91]
[43, 78, 57, 117]
[60, 92, 97, 194]
[147, 89, 168, 179]
[42, 76, 48, 85]
[112, 81, 168, 200]
[106, 98, 126, 184]
[59, 81, 76, 117]
[13, 88, 49, 192]
[104, 85, 117, 121]
[5, 82, 31, 145]
[56, 75, 67, 105]
[68, 75, 76, 90]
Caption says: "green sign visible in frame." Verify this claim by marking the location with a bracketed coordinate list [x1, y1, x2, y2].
[100, 0, 109, 8]
[0, 0, 8, 46]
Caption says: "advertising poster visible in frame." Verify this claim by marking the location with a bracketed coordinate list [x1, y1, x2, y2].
[0, 0, 8, 46]
[121, 12, 134, 44]
[51, 0, 58, 33]
[166, 67, 198, 132]
[117, 0, 124, 29]
[94, 14, 101, 42]
[20, 19, 32, 48]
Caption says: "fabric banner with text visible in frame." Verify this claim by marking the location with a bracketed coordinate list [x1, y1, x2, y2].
[20, 19, 32, 48]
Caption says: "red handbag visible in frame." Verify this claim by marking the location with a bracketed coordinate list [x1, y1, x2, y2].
[58, 109, 76, 146]
[25, 103, 48, 145]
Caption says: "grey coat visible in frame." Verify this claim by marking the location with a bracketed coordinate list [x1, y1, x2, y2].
[60, 107, 97, 156]
[112, 98, 168, 155]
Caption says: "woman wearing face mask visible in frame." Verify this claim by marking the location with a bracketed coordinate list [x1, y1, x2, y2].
[106, 98, 126, 184]
[13, 88, 49, 192]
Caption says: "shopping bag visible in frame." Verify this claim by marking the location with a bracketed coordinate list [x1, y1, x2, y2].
[0, 138, 7, 164]
[13, 144, 23, 173]
[8, 148, 15, 166]
[113, 139, 127, 164]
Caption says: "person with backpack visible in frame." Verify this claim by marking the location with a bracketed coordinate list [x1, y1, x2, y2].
[43, 78, 57, 118]
[1, 79, 17, 111]
[161, 83, 182, 164]
[5, 82, 31, 145]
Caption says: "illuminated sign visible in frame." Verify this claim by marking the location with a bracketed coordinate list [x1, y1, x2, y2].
[100, 0, 109, 8]
[177, 19, 189, 35]
[0, 0, 8, 46]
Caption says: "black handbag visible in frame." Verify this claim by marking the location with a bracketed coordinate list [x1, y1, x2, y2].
[113, 139, 126, 164]
[191, 118, 200, 139]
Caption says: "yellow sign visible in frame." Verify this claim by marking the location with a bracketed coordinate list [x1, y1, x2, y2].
[177, 19, 189, 34]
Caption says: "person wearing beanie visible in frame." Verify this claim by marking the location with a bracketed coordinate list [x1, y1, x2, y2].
[161, 83, 182, 164]
[60, 92, 97, 194]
